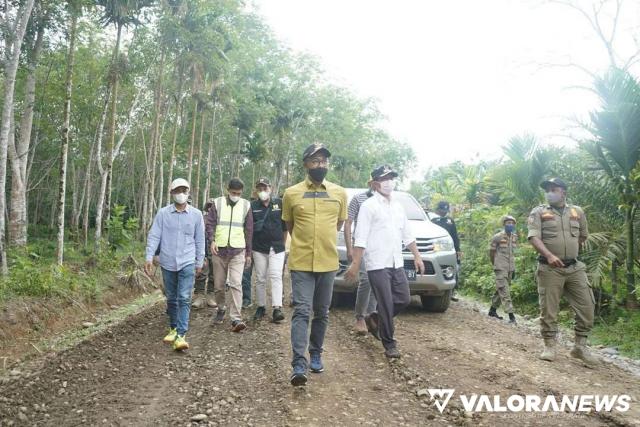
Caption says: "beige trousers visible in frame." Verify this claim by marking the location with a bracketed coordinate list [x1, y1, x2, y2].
[211, 252, 246, 321]
[537, 261, 594, 339]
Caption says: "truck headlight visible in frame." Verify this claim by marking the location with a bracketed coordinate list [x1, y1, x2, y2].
[441, 265, 456, 280]
[432, 237, 454, 252]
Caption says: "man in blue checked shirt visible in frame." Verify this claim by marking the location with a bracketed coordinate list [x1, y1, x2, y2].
[145, 178, 205, 351]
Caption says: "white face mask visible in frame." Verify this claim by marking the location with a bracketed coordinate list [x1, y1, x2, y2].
[258, 191, 270, 202]
[229, 195, 240, 203]
[378, 180, 395, 195]
[545, 191, 563, 204]
[173, 192, 189, 204]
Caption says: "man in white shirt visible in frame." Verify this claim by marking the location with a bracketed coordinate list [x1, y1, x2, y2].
[345, 165, 425, 358]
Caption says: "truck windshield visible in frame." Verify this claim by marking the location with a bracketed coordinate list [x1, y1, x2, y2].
[395, 193, 426, 221]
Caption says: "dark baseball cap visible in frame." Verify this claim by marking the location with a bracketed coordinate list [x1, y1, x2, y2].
[540, 177, 567, 190]
[255, 177, 270, 187]
[370, 165, 398, 181]
[436, 201, 450, 211]
[302, 143, 331, 161]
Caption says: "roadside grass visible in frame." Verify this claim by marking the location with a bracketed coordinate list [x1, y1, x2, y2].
[0, 237, 145, 304]
[41, 291, 163, 354]
[590, 309, 640, 359]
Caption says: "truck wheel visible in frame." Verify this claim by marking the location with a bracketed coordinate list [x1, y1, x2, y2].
[420, 290, 451, 313]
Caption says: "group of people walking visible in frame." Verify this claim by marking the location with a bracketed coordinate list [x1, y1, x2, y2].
[483, 177, 598, 366]
[144, 144, 600, 388]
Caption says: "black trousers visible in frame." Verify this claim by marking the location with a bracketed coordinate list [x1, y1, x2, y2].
[367, 267, 411, 350]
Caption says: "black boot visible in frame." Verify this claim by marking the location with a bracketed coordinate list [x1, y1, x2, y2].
[253, 306, 266, 321]
[488, 307, 503, 320]
[508, 313, 517, 325]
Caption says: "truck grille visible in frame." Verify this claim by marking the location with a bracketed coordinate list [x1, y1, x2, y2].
[404, 259, 435, 275]
[404, 238, 434, 253]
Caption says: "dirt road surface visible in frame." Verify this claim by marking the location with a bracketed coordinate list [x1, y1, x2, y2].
[1, 295, 639, 426]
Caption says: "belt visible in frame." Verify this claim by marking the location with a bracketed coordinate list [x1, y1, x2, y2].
[538, 256, 577, 267]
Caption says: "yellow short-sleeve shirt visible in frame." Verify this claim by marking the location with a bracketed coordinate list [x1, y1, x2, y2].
[282, 177, 348, 272]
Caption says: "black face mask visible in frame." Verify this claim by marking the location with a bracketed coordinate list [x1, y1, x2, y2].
[308, 167, 328, 182]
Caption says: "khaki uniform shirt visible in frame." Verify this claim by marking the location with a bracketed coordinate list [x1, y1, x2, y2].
[282, 177, 348, 272]
[527, 204, 588, 260]
[490, 231, 517, 271]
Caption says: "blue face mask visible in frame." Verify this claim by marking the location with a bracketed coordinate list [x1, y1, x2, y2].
[505, 224, 515, 234]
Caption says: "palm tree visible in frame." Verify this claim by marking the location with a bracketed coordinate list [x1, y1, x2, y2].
[488, 134, 552, 216]
[582, 68, 640, 309]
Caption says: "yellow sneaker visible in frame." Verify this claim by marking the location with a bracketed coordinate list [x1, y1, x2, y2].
[163, 328, 177, 344]
[173, 335, 189, 351]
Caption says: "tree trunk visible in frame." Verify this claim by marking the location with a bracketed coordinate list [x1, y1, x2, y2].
[166, 77, 185, 205]
[56, 11, 78, 265]
[203, 104, 216, 204]
[625, 205, 638, 308]
[235, 128, 242, 177]
[70, 161, 79, 231]
[84, 89, 110, 246]
[96, 22, 122, 247]
[0, 0, 36, 274]
[142, 51, 165, 232]
[187, 98, 198, 185]
[9, 17, 45, 246]
[156, 123, 164, 213]
[193, 109, 206, 209]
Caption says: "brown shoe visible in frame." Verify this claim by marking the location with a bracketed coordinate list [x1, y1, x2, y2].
[231, 320, 247, 333]
[192, 295, 205, 309]
[353, 318, 367, 335]
[206, 295, 218, 308]
[365, 313, 380, 340]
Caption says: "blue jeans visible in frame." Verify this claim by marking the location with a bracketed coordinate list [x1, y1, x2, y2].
[290, 270, 336, 370]
[162, 264, 195, 336]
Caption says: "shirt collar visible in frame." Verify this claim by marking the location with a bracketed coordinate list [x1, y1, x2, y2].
[170, 203, 190, 213]
[373, 191, 392, 205]
[305, 176, 327, 190]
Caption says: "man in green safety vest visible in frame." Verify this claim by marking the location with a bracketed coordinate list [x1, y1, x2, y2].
[206, 178, 254, 332]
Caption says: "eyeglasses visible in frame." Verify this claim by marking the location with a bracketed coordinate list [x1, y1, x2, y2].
[308, 158, 329, 167]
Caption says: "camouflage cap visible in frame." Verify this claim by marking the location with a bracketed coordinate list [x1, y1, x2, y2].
[302, 143, 331, 161]
[255, 177, 271, 187]
[502, 215, 516, 224]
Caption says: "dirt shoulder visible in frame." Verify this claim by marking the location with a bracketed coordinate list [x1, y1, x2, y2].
[0, 295, 638, 426]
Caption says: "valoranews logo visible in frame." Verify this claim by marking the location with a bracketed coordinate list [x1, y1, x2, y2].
[427, 389, 631, 414]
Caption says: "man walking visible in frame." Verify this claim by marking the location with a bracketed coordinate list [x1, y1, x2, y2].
[251, 178, 287, 323]
[488, 215, 517, 324]
[344, 175, 377, 335]
[283, 143, 347, 386]
[432, 200, 461, 301]
[193, 199, 217, 309]
[145, 178, 205, 351]
[206, 178, 253, 332]
[345, 165, 425, 359]
[527, 177, 598, 367]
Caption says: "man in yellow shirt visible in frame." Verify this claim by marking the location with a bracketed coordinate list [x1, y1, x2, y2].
[283, 143, 347, 386]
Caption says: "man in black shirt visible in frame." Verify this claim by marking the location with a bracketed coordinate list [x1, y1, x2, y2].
[251, 178, 288, 322]
[431, 200, 461, 301]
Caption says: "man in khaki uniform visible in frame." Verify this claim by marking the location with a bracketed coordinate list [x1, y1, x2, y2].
[488, 215, 517, 324]
[527, 177, 598, 367]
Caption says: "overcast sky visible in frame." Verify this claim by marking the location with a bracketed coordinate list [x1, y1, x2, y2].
[254, 0, 640, 179]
